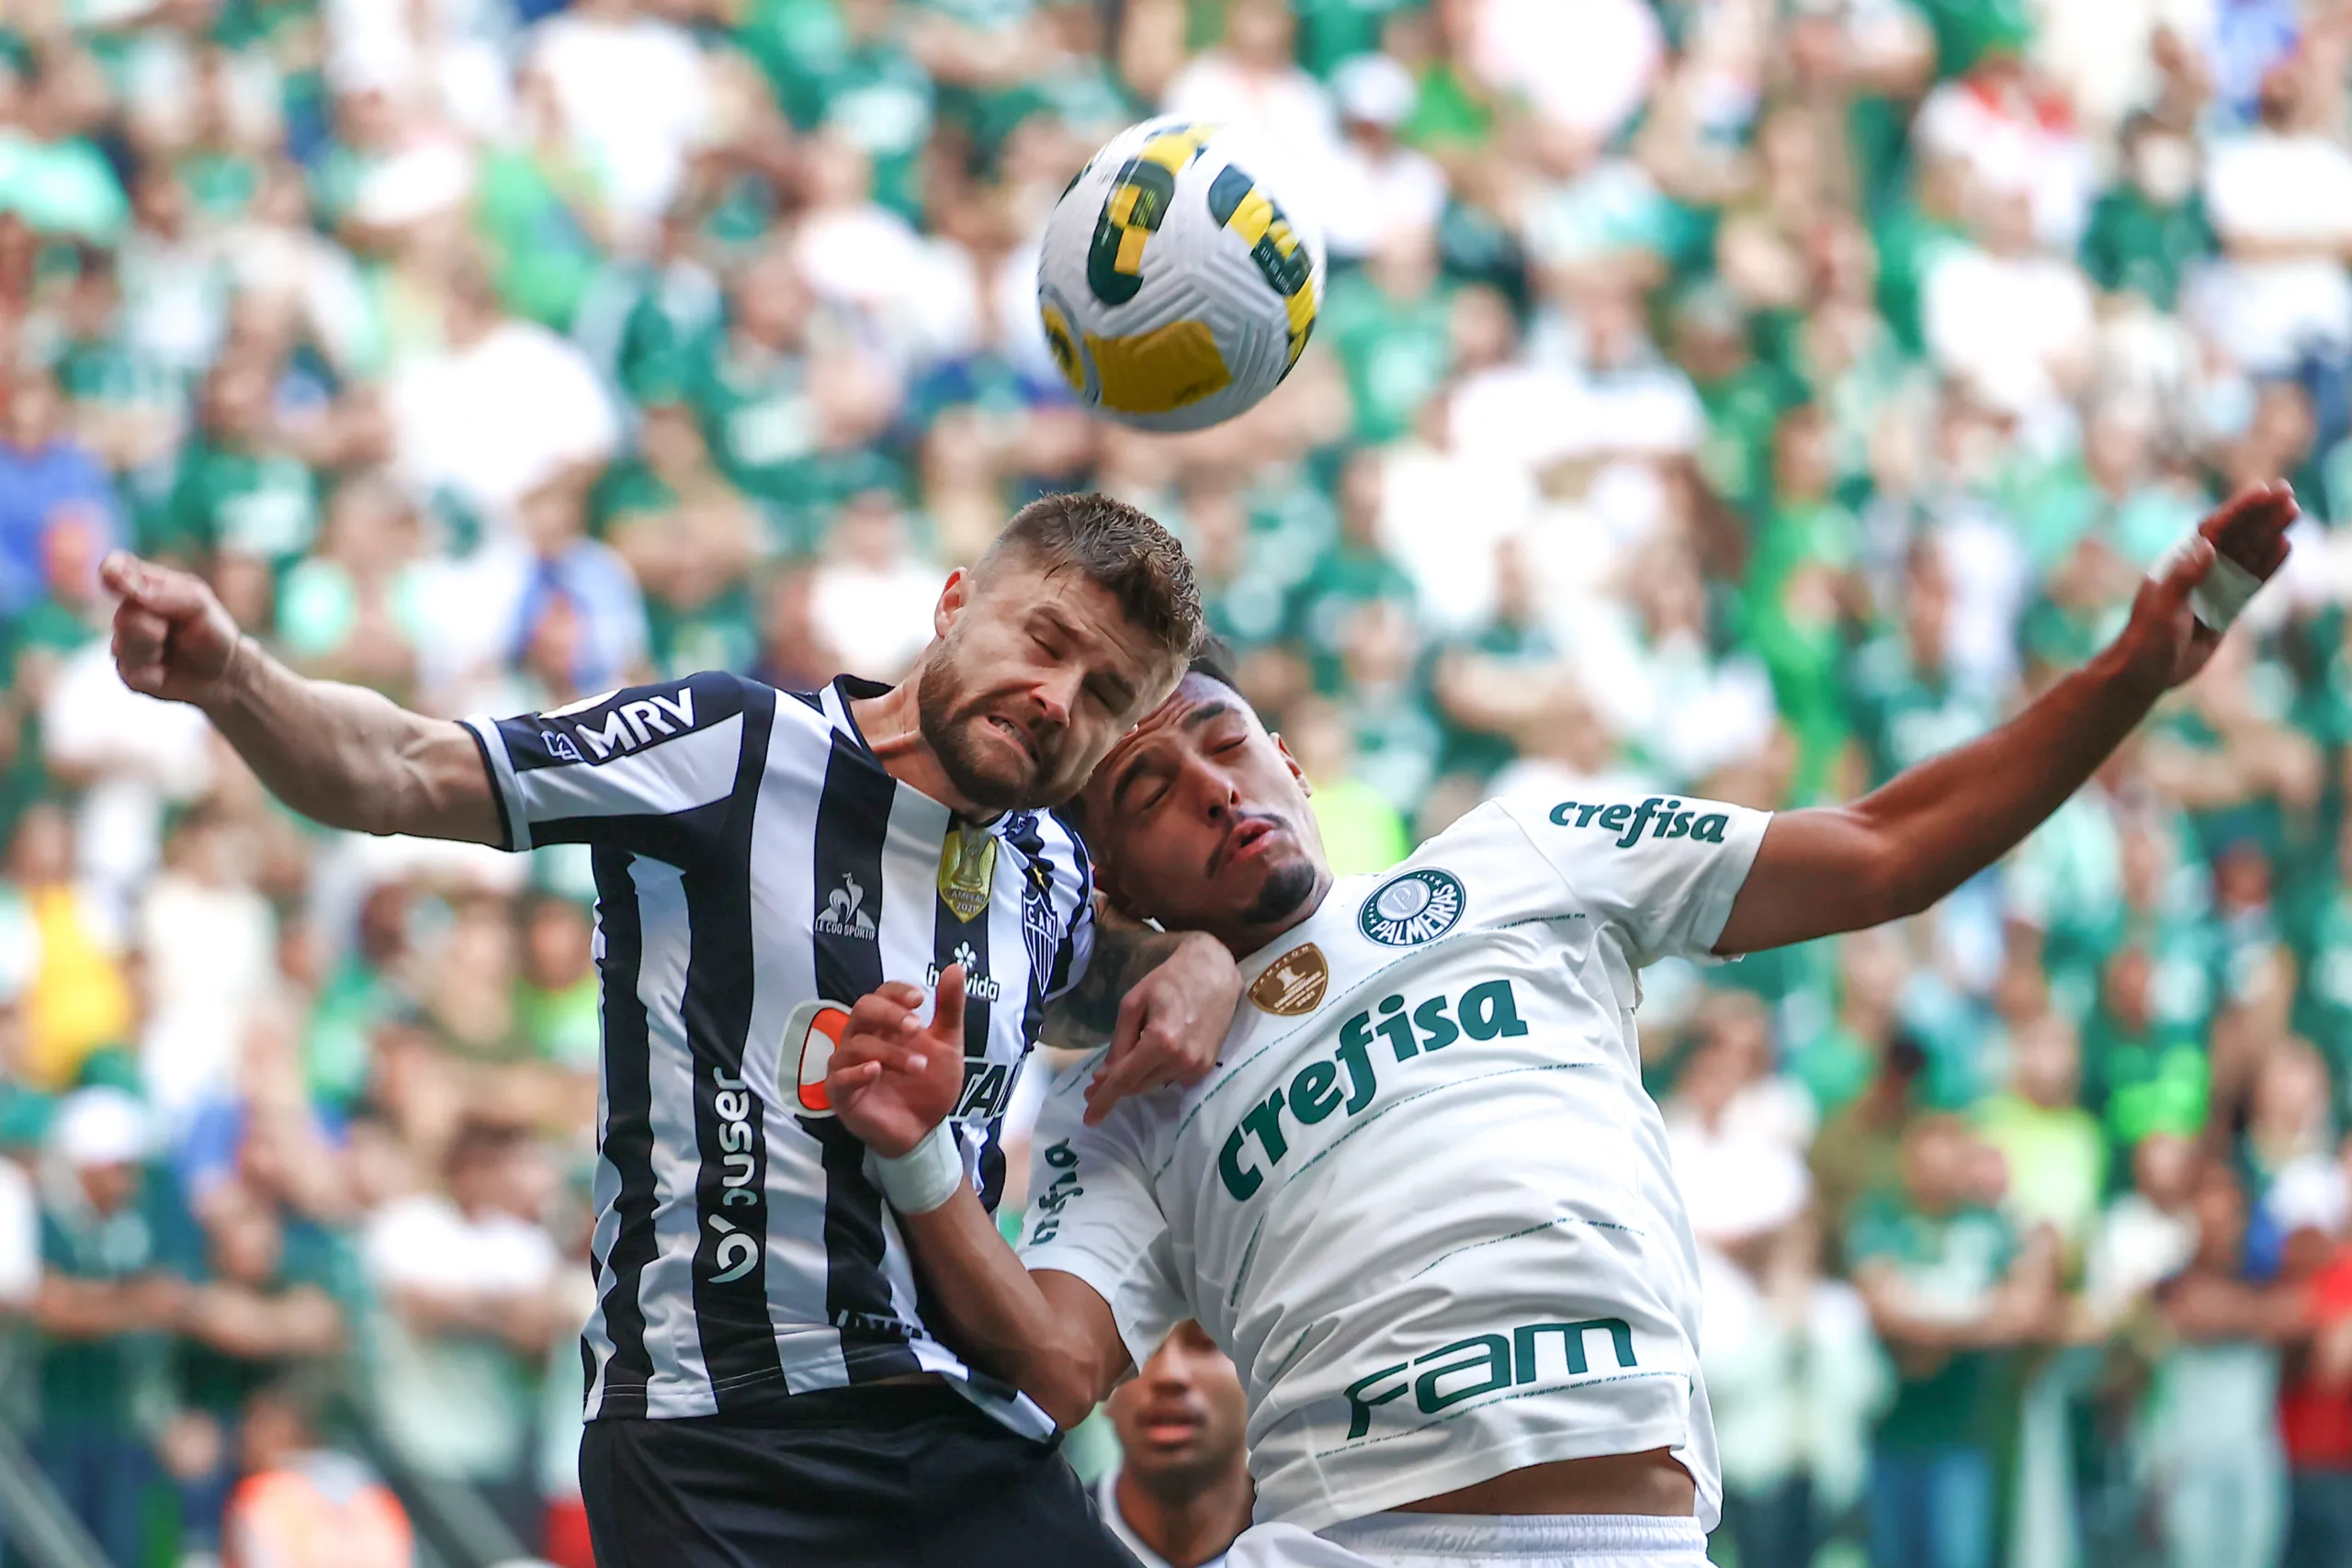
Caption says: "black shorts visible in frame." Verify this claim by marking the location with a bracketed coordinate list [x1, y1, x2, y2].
[578, 1383, 1141, 1568]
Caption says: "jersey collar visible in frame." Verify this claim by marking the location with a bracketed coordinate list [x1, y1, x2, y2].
[822, 673, 891, 754]
[820, 673, 1010, 834]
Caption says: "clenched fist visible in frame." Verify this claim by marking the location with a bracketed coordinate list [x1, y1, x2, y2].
[101, 552, 244, 707]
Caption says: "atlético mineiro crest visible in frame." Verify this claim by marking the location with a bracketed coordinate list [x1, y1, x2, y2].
[1358, 868, 1465, 947]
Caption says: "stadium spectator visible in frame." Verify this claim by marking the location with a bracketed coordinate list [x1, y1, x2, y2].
[169, 1178, 348, 1555]
[33, 1087, 193, 1567]
[1849, 1113, 2060, 1568]
[221, 1379, 414, 1568]
[2147, 1159, 2305, 1568]
[0, 363, 121, 622]
[360, 1117, 560, 1546]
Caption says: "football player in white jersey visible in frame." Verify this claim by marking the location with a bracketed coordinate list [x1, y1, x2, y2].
[820, 483, 2296, 1567]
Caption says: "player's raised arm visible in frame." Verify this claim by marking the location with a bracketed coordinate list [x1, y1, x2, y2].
[102, 551, 502, 843]
[827, 969, 1137, 1429]
[1713, 481, 2300, 956]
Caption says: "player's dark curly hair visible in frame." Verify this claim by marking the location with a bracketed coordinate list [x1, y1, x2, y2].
[978, 492, 1205, 662]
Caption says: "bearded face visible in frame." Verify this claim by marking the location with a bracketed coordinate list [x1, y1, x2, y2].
[915, 632, 1069, 811]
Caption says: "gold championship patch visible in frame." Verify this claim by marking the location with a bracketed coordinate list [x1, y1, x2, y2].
[1249, 942, 1329, 1016]
[938, 826, 999, 923]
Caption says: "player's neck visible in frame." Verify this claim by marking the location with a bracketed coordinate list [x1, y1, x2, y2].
[1114, 1464, 1252, 1568]
[849, 682, 988, 815]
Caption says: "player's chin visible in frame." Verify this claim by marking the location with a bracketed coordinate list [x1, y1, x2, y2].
[944, 735, 1046, 809]
[1236, 850, 1318, 925]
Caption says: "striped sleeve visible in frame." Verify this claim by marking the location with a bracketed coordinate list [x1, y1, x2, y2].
[1038, 810, 1096, 1009]
[463, 671, 762, 864]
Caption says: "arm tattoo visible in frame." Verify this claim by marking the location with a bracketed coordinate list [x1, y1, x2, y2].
[1045, 899, 1188, 1049]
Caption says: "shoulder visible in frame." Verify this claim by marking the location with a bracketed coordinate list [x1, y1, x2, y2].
[1035, 1054, 1170, 1154]
[1490, 788, 1754, 853]
[1001, 811, 1095, 928]
[1006, 808, 1091, 878]
[515, 671, 768, 764]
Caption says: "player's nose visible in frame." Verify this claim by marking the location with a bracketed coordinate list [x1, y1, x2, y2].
[1193, 769, 1240, 820]
[1031, 670, 1078, 729]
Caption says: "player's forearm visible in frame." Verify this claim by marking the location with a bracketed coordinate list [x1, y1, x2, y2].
[1849, 646, 2156, 922]
[1044, 918, 1197, 1049]
[199, 638, 501, 843]
[898, 1189, 1123, 1428]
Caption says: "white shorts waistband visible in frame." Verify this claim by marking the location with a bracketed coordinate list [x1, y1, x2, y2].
[1321, 1512, 1708, 1561]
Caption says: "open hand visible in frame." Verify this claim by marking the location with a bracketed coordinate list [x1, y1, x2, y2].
[2111, 481, 2298, 695]
[1085, 931, 1240, 1123]
[101, 552, 243, 707]
[826, 968, 968, 1157]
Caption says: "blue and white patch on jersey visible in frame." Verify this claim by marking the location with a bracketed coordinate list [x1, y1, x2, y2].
[1357, 867, 1465, 946]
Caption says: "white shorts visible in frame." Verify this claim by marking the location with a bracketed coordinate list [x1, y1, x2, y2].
[1224, 1514, 1711, 1568]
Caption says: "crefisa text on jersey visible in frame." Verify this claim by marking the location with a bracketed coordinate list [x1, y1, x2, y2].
[1217, 977, 1529, 1201]
[1549, 796, 1730, 850]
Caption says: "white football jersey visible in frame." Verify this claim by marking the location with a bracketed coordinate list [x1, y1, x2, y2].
[1017, 793, 1770, 1534]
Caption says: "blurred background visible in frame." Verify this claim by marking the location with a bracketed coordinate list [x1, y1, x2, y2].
[0, 0, 2350, 1564]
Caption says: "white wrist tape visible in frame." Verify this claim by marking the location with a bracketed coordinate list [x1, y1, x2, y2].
[2154, 535, 2267, 631]
[873, 1122, 965, 1214]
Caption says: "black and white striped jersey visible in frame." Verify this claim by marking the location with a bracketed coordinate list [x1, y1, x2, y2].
[463, 672, 1094, 1431]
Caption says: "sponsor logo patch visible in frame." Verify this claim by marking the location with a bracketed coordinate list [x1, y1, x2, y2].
[816, 873, 876, 939]
[1547, 797, 1729, 849]
[1340, 1318, 1638, 1441]
[1249, 942, 1329, 1016]
[925, 942, 1003, 1004]
[786, 1000, 852, 1116]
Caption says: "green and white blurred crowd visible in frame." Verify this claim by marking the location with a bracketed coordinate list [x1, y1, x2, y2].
[3, 0, 2352, 1563]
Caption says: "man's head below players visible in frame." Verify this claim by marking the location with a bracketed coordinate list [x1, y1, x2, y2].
[1108, 1319, 1249, 1505]
[912, 493, 1203, 813]
[1070, 664, 1335, 956]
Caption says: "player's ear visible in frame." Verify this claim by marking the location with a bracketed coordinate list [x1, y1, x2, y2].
[934, 568, 971, 638]
[1271, 733, 1312, 798]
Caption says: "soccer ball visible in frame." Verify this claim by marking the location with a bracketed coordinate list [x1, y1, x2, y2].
[1037, 117, 1326, 434]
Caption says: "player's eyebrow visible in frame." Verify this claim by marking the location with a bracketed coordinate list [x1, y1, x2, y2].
[1110, 751, 1159, 812]
[1181, 700, 1236, 730]
[1029, 604, 1089, 647]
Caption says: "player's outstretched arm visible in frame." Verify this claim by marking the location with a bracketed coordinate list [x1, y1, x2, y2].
[1714, 481, 2299, 955]
[102, 551, 501, 843]
[828, 970, 1135, 1428]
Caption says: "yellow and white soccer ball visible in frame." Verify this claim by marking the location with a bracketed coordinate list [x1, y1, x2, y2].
[1037, 117, 1325, 434]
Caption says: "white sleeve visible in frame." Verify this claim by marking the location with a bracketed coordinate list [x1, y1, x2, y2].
[1016, 1062, 1186, 1372]
[1494, 791, 1770, 966]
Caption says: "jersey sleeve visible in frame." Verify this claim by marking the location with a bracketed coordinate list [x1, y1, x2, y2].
[1035, 819, 1098, 1010]
[1495, 790, 1770, 966]
[1016, 1061, 1186, 1373]
[462, 671, 762, 863]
